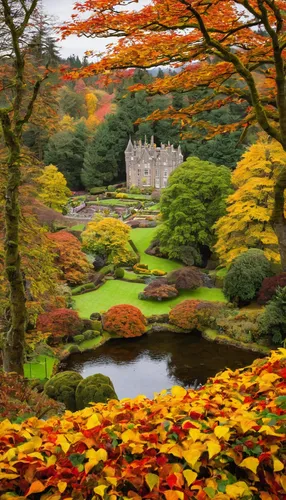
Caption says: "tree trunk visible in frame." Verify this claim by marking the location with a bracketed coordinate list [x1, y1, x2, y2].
[271, 167, 286, 271]
[3, 143, 26, 375]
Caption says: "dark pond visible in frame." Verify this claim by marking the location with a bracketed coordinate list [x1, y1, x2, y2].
[61, 331, 262, 400]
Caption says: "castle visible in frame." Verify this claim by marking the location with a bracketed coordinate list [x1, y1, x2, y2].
[125, 136, 183, 189]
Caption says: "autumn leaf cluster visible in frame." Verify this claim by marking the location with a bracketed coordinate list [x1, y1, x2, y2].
[0, 349, 285, 499]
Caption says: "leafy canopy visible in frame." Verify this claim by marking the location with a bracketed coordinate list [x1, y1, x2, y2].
[36, 165, 71, 212]
[215, 139, 286, 265]
[61, 0, 286, 149]
[82, 217, 132, 265]
[158, 157, 232, 264]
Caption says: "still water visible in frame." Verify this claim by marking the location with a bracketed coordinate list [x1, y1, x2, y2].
[61, 331, 262, 399]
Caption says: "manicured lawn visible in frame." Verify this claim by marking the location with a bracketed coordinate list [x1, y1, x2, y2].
[130, 227, 181, 272]
[87, 199, 136, 207]
[70, 223, 85, 231]
[126, 194, 151, 200]
[24, 355, 56, 380]
[148, 203, 160, 211]
[73, 280, 226, 318]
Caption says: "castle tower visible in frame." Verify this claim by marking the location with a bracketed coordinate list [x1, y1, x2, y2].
[125, 138, 183, 189]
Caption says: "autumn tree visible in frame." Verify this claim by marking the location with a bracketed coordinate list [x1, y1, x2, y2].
[215, 138, 286, 266]
[36, 164, 71, 212]
[0, 0, 54, 374]
[47, 230, 91, 285]
[82, 217, 132, 265]
[61, 0, 286, 268]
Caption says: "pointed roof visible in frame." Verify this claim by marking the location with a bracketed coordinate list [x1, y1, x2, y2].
[125, 137, 134, 153]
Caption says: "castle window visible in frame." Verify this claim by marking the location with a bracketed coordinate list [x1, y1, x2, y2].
[155, 169, 159, 177]
[164, 169, 168, 177]
[144, 168, 149, 176]
[137, 169, 141, 176]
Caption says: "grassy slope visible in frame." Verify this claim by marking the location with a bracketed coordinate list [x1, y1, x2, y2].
[130, 227, 181, 272]
[73, 280, 226, 317]
[24, 355, 56, 380]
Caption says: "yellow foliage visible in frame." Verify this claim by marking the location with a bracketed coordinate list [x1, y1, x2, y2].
[215, 139, 286, 265]
[85, 92, 98, 116]
[36, 164, 71, 213]
[82, 217, 132, 265]
[58, 114, 75, 132]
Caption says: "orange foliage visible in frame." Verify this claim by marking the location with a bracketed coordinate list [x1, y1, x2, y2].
[103, 304, 147, 337]
[0, 349, 285, 498]
[60, 0, 286, 145]
[47, 231, 91, 285]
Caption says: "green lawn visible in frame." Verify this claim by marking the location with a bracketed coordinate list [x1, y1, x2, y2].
[123, 270, 144, 281]
[24, 355, 56, 380]
[73, 280, 226, 317]
[70, 223, 85, 231]
[130, 227, 181, 272]
[148, 203, 160, 211]
[87, 199, 136, 207]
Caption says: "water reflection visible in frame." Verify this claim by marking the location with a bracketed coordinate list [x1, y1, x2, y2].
[61, 331, 262, 399]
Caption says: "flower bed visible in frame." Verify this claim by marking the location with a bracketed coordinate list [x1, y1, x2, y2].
[0, 350, 285, 498]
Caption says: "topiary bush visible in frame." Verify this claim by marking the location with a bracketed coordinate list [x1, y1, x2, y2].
[151, 190, 161, 202]
[223, 249, 272, 304]
[103, 304, 147, 338]
[151, 269, 166, 276]
[37, 308, 84, 345]
[257, 273, 286, 305]
[258, 286, 286, 345]
[141, 280, 178, 301]
[167, 266, 204, 290]
[75, 373, 117, 410]
[89, 187, 106, 195]
[44, 371, 83, 411]
[83, 330, 99, 340]
[114, 267, 124, 279]
[216, 310, 261, 344]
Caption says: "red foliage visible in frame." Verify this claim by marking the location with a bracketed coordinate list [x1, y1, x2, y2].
[257, 273, 286, 305]
[169, 300, 201, 330]
[103, 304, 147, 338]
[0, 372, 63, 421]
[170, 300, 224, 330]
[95, 93, 114, 122]
[36, 308, 83, 344]
[167, 267, 203, 290]
[142, 279, 178, 300]
[47, 230, 90, 285]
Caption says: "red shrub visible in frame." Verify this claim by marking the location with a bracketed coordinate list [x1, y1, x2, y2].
[169, 300, 223, 330]
[169, 300, 201, 330]
[257, 273, 286, 304]
[167, 267, 204, 290]
[142, 280, 178, 300]
[36, 308, 83, 344]
[0, 372, 64, 422]
[103, 304, 147, 338]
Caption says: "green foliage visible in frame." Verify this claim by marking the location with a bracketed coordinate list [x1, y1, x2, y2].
[223, 249, 272, 303]
[89, 187, 107, 194]
[259, 287, 286, 345]
[44, 371, 83, 411]
[73, 334, 85, 344]
[44, 121, 89, 190]
[83, 329, 100, 340]
[114, 267, 125, 279]
[75, 373, 117, 410]
[59, 87, 86, 119]
[158, 157, 232, 264]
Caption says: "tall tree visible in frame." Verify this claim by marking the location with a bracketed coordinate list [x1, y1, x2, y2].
[61, 0, 286, 268]
[215, 138, 286, 266]
[0, 0, 51, 374]
[158, 157, 232, 265]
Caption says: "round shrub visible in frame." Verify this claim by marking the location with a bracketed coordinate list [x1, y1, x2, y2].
[258, 286, 286, 345]
[167, 266, 204, 290]
[151, 190, 161, 202]
[75, 373, 117, 410]
[151, 269, 166, 276]
[257, 273, 286, 305]
[223, 249, 272, 303]
[114, 267, 124, 279]
[83, 330, 100, 340]
[116, 192, 128, 199]
[44, 371, 83, 411]
[169, 300, 201, 330]
[90, 312, 101, 320]
[37, 308, 83, 345]
[103, 304, 147, 338]
[169, 300, 223, 330]
[141, 280, 178, 301]
[73, 334, 84, 344]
